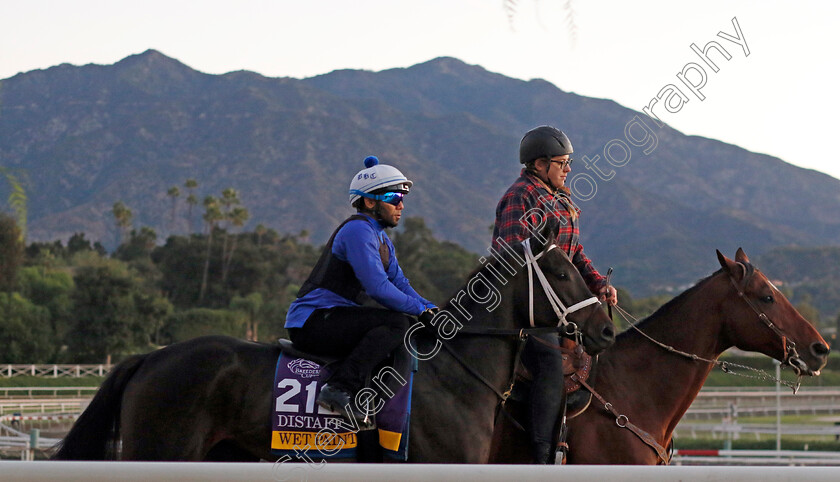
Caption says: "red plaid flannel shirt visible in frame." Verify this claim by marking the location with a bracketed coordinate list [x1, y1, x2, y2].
[491, 169, 607, 294]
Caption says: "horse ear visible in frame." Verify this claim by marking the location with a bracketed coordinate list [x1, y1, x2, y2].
[529, 223, 557, 254]
[735, 247, 750, 264]
[539, 224, 557, 254]
[717, 249, 746, 282]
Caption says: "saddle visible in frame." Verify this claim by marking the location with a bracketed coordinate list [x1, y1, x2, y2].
[276, 339, 414, 396]
[277, 338, 339, 366]
[512, 337, 594, 419]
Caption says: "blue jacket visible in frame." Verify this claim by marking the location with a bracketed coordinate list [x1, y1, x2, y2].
[285, 214, 434, 328]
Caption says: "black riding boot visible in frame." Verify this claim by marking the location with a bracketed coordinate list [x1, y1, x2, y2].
[532, 441, 557, 465]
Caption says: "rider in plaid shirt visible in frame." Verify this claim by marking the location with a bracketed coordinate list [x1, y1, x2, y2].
[492, 170, 607, 294]
[492, 126, 616, 464]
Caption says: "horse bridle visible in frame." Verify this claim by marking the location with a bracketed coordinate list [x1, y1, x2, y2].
[522, 238, 602, 333]
[437, 239, 604, 402]
[727, 273, 807, 375]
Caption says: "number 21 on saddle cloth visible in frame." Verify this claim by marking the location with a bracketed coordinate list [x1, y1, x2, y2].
[270, 347, 415, 461]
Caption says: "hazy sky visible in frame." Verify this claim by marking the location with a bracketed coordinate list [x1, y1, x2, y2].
[3, 0, 838, 180]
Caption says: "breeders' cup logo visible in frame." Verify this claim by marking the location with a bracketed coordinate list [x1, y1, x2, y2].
[288, 358, 321, 379]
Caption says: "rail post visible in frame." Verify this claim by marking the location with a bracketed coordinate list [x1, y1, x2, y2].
[775, 359, 782, 451]
[28, 428, 39, 461]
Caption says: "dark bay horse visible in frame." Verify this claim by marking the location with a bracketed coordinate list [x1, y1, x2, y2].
[54, 234, 615, 462]
[490, 248, 830, 464]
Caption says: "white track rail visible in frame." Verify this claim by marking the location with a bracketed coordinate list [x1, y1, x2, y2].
[0, 462, 840, 481]
[0, 364, 112, 378]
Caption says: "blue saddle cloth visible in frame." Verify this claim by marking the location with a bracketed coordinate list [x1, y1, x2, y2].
[270, 349, 414, 460]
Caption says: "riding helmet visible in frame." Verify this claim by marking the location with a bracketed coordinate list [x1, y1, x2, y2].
[519, 126, 574, 164]
[348, 156, 413, 205]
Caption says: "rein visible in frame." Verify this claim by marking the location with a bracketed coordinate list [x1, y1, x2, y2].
[611, 271, 805, 393]
[435, 239, 602, 403]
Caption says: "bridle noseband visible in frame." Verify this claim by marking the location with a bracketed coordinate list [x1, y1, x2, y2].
[727, 273, 806, 375]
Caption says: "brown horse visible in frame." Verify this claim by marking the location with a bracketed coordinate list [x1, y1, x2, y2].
[53, 234, 615, 462]
[491, 248, 830, 464]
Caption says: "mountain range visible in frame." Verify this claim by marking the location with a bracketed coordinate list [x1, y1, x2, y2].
[2, 49, 839, 296]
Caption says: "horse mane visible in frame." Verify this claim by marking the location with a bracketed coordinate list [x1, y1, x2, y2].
[411, 251, 519, 354]
[616, 263, 756, 340]
[461, 241, 531, 281]
[441, 255, 511, 316]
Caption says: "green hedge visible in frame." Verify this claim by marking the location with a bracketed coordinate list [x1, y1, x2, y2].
[699, 351, 840, 387]
[719, 351, 840, 370]
[161, 308, 246, 343]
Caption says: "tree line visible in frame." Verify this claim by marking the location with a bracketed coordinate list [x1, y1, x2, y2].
[0, 179, 487, 363]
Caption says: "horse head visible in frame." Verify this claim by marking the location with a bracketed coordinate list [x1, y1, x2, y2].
[717, 248, 829, 376]
[515, 231, 616, 356]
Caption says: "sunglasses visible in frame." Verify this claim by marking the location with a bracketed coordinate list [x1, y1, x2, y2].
[351, 189, 406, 206]
[371, 191, 405, 206]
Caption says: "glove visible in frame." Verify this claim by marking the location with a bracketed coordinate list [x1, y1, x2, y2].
[419, 308, 437, 325]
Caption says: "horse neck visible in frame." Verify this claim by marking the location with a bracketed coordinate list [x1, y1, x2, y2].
[431, 280, 521, 390]
[599, 275, 731, 437]
[409, 272, 523, 462]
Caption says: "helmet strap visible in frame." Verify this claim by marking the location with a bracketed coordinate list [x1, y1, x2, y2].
[533, 159, 558, 192]
[545, 162, 557, 191]
[374, 202, 398, 228]
[358, 199, 396, 228]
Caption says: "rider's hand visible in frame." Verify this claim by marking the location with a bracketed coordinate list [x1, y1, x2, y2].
[599, 285, 618, 306]
[419, 308, 438, 324]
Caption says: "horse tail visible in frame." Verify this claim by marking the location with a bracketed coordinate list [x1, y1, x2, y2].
[52, 353, 148, 460]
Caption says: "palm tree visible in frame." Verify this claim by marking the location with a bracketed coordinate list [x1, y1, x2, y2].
[230, 292, 263, 341]
[198, 196, 222, 302]
[0, 167, 27, 240]
[112, 201, 133, 246]
[255, 223, 267, 247]
[184, 179, 199, 235]
[166, 186, 180, 234]
[0, 213, 24, 299]
[218, 188, 240, 281]
[222, 205, 250, 284]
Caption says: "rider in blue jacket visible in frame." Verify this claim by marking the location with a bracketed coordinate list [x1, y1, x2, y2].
[286, 156, 436, 427]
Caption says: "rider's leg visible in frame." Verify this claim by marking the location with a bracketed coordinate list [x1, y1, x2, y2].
[522, 332, 567, 464]
[289, 306, 410, 423]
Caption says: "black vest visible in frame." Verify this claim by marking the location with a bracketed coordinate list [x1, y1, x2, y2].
[296, 215, 391, 305]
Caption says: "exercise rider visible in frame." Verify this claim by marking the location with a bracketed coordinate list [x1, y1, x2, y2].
[285, 156, 437, 427]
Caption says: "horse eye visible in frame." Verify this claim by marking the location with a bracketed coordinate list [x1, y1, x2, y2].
[558, 272, 569, 280]
[760, 295, 774, 303]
